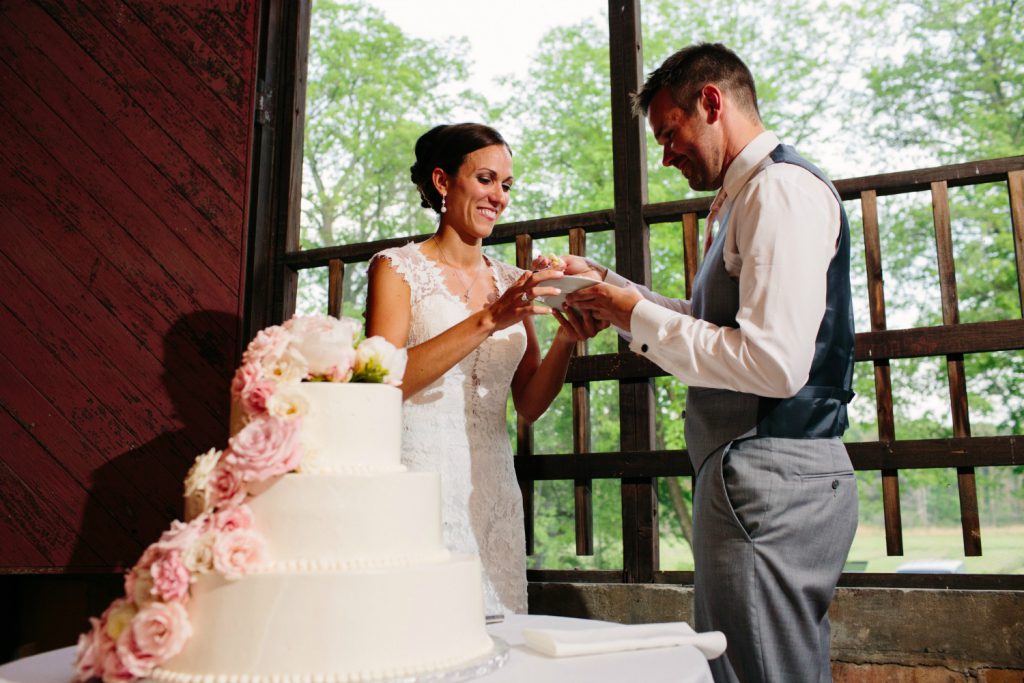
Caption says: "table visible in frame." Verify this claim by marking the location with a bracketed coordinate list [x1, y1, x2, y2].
[483, 614, 714, 683]
[0, 615, 713, 683]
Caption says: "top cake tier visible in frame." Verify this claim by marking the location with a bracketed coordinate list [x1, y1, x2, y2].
[231, 382, 404, 475]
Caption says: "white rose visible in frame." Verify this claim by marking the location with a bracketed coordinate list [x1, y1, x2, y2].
[182, 532, 216, 574]
[265, 344, 309, 384]
[266, 388, 310, 420]
[353, 336, 407, 385]
[286, 315, 360, 379]
[183, 448, 221, 497]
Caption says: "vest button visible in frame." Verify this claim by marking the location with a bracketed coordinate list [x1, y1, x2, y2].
[641, 343, 649, 353]
[832, 479, 839, 490]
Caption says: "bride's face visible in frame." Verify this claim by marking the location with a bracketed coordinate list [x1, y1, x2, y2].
[440, 144, 514, 240]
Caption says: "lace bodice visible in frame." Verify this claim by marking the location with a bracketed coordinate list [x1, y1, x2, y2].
[372, 242, 528, 614]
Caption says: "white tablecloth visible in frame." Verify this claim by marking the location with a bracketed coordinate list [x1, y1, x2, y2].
[0, 614, 713, 683]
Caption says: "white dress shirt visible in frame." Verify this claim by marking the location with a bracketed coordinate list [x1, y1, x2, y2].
[607, 131, 842, 399]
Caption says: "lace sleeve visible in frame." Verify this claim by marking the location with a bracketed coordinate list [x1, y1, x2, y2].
[372, 243, 434, 306]
[492, 260, 528, 296]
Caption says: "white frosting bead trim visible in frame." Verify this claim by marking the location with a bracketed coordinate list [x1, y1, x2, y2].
[249, 549, 451, 573]
[296, 464, 407, 475]
[151, 642, 496, 683]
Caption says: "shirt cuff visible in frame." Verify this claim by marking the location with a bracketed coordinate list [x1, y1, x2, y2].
[604, 269, 632, 288]
[628, 299, 682, 356]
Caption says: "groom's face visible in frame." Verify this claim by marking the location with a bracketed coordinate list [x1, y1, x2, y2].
[647, 87, 723, 192]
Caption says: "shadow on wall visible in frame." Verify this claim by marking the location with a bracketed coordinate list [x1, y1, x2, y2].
[4, 311, 239, 663]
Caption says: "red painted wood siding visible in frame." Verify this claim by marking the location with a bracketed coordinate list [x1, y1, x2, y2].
[0, 1, 259, 571]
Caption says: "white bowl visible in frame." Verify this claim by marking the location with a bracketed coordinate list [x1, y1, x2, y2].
[534, 274, 601, 309]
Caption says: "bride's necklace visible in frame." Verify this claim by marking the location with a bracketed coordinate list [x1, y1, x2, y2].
[434, 238, 486, 303]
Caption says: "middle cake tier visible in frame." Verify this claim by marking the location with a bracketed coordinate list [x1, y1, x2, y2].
[246, 471, 447, 568]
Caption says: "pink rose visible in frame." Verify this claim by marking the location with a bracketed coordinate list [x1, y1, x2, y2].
[224, 415, 302, 482]
[240, 379, 276, 416]
[149, 550, 190, 603]
[213, 505, 254, 533]
[285, 315, 359, 379]
[206, 462, 247, 509]
[241, 325, 291, 368]
[212, 528, 267, 579]
[230, 361, 262, 400]
[156, 519, 201, 553]
[116, 602, 192, 677]
[100, 645, 134, 683]
[74, 617, 109, 682]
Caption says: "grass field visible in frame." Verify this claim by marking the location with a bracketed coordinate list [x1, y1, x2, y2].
[658, 524, 1024, 574]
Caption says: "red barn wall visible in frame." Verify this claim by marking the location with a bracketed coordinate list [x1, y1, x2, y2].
[0, 0, 259, 649]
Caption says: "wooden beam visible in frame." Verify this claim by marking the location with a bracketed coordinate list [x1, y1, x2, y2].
[512, 435, 1021, 480]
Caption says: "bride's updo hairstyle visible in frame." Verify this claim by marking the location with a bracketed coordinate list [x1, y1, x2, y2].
[410, 123, 511, 214]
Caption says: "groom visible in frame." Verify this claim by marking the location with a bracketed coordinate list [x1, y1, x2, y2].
[564, 43, 858, 682]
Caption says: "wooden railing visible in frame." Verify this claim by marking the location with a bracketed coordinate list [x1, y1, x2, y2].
[283, 155, 1024, 589]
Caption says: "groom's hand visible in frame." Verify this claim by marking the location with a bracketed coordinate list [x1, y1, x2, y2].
[565, 283, 642, 332]
[560, 254, 606, 281]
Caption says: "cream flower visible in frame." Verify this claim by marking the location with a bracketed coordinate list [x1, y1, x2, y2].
[102, 599, 137, 641]
[353, 336, 407, 385]
[182, 533, 216, 575]
[183, 448, 221, 498]
[266, 387, 310, 419]
[264, 345, 309, 384]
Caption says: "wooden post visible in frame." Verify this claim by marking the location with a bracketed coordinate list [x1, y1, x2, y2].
[569, 227, 594, 556]
[327, 258, 343, 318]
[515, 233, 536, 557]
[931, 181, 981, 556]
[608, 0, 657, 582]
[861, 190, 904, 555]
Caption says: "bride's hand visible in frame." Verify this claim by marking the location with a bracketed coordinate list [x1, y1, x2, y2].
[484, 269, 564, 332]
[553, 304, 609, 341]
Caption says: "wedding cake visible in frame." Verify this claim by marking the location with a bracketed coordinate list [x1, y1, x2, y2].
[74, 316, 502, 683]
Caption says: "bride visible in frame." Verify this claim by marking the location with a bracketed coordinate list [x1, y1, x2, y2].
[364, 123, 598, 614]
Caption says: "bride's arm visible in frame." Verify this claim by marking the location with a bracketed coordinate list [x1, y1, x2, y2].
[509, 319, 579, 424]
[366, 257, 558, 401]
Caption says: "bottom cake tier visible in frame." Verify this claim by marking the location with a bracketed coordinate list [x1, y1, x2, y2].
[151, 555, 493, 683]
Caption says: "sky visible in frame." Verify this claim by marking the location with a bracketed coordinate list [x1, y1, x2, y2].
[359, 0, 880, 179]
[362, 0, 607, 107]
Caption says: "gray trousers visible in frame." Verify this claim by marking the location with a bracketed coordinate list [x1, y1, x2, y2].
[692, 436, 858, 683]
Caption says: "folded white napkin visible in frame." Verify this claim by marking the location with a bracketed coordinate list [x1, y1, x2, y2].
[522, 622, 727, 659]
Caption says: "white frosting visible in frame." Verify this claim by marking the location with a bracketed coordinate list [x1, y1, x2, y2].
[244, 472, 446, 567]
[154, 557, 493, 683]
[172, 383, 494, 682]
[230, 383, 404, 473]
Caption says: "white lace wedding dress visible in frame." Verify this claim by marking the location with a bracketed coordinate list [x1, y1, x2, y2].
[373, 242, 528, 614]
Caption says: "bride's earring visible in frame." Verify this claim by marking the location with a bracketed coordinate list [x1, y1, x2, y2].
[440, 194, 447, 214]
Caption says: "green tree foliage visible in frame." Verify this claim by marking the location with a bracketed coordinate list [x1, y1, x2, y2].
[299, 0, 1023, 570]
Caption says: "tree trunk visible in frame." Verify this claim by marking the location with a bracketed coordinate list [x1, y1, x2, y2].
[667, 476, 694, 549]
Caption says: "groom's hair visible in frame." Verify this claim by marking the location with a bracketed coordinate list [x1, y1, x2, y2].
[410, 123, 511, 215]
[632, 43, 761, 122]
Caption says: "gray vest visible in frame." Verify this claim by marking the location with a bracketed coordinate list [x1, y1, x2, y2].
[684, 144, 855, 473]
